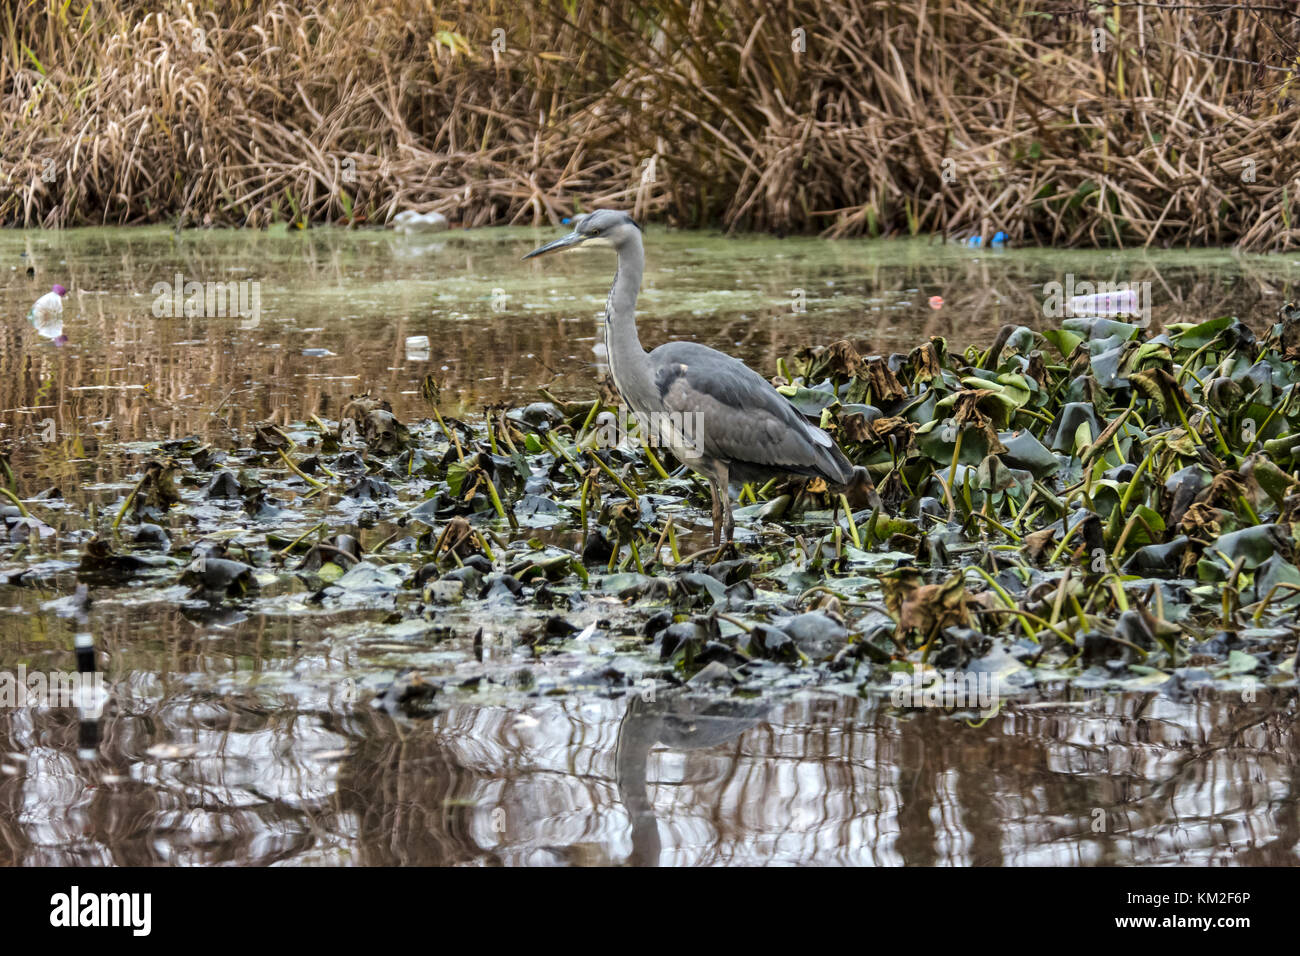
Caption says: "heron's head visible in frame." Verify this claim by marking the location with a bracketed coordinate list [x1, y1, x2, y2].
[522, 209, 641, 260]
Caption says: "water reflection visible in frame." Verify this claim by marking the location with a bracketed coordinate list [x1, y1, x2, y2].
[614, 695, 770, 866]
[2, 679, 1295, 866]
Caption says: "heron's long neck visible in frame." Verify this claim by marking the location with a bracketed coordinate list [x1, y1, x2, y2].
[604, 235, 653, 408]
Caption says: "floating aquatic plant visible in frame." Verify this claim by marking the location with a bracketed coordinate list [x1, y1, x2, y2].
[6, 309, 1300, 717]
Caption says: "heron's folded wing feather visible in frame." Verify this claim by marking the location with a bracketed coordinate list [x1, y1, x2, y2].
[650, 342, 849, 480]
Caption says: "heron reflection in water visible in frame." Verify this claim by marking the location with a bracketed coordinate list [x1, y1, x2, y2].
[614, 693, 769, 865]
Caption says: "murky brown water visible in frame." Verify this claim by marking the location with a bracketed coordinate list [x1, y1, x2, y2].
[2, 225, 1299, 865]
[4, 680, 1296, 865]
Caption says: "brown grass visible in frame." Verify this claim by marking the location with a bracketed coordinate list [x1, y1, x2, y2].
[3, 1, 1300, 248]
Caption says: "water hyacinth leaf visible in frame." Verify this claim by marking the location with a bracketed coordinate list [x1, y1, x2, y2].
[965, 373, 1032, 410]
[1123, 505, 1166, 549]
[1168, 315, 1234, 349]
[1221, 320, 1258, 352]
[515, 493, 562, 520]
[1203, 377, 1244, 418]
[732, 498, 773, 520]
[334, 562, 405, 593]
[205, 471, 244, 499]
[976, 454, 1016, 494]
[1221, 650, 1262, 676]
[1087, 478, 1123, 513]
[600, 572, 652, 599]
[964, 385, 1023, 427]
[999, 326, 1036, 360]
[873, 515, 920, 538]
[776, 384, 839, 416]
[778, 611, 849, 659]
[895, 572, 972, 639]
[903, 389, 938, 425]
[1086, 333, 1128, 359]
[1129, 367, 1189, 417]
[997, 429, 1059, 477]
[740, 625, 798, 662]
[1251, 553, 1300, 608]
[1112, 609, 1159, 652]
[1042, 327, 1083, 360]
[1062, 317, 1140, 341]
[1060, 374, 1096, 406]
[447, 460, 469, 497]
[1261, 432, 1300, 461]
[677, 571, 726, 605]
[995, 372, 1035, 403]
[1212, 524, 1292, 571]
[1241, 401, 1285, 444]
[1045, 402, 1102, 452]
[344, 476, 396, 500]
[914, 420, 976, 465]
[1128, 339, 1173, 372]
[405, 496, 444, 526]
[180, 557, 257, 598]
[1120, 537, 1189, 576]
[1073, 420, 1093, 454]
[836, 404, 883, 443]
[861, 360, 907, 402]
[1232, 364, 1276, 406]
[1089, 344, 1128, 387]
[1242, 455, 1296, 507]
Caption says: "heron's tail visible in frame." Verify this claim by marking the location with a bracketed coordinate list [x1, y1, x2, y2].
[816, 440, 855, 487]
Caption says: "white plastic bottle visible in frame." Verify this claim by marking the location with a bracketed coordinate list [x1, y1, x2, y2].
[28, 283, 68, 341]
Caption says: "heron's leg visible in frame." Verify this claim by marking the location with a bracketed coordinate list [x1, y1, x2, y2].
[717, 463, 734, 544]
[708, 479, 722, 547]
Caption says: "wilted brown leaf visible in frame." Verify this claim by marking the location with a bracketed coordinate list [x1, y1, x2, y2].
[909, 340, 945, 383]
[1022, 527, 1057, 564]
[864, 357, 906, 402]
[897, 571, 972, 638]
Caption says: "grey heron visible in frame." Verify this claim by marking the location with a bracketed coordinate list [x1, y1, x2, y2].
[524, 209, 857, 546]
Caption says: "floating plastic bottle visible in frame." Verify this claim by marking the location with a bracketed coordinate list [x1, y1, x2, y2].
[406, 335, 430, 361]
[1067, 288, 1140, 317]
[390, 210, 449, 233]
[28, 284, 68, 344]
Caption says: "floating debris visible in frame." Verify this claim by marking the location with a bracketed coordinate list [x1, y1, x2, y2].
[390, 210, 449, 233]
[27, 283, 68, 344]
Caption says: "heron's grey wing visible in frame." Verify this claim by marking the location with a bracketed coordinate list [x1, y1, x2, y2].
[649, 341, 852, 483]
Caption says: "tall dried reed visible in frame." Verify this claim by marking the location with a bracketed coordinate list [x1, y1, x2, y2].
[3, 1, 1299, 248]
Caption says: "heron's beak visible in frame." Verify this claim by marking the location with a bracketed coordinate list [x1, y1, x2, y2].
[522, 231, 587, 260]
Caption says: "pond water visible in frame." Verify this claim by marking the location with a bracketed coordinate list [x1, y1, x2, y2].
[1, 225, 1299, 866]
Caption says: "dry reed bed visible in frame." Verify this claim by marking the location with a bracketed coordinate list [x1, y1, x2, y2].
[2, 0, 1299, 248]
